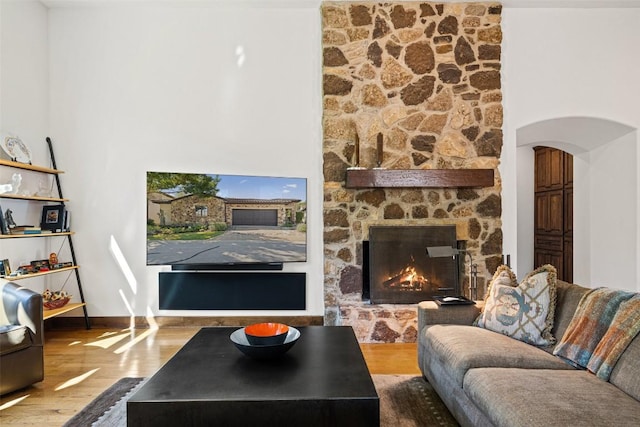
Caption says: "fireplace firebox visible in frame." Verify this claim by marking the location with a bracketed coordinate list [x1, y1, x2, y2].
[366, 225, 461, 304]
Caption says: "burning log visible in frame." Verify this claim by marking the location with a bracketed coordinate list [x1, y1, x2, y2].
[382, 266, 426, 291]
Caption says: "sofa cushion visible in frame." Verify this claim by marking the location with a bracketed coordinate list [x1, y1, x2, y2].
[610, 333, 640, 401]
[476, 264, 557, 346]
[464, 368, 640, 427]
[550, 280, 590, 346]
[422, 324, 573, 388]
[0, 324, 31, 356]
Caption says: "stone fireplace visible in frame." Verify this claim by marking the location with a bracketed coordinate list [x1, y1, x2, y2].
[322, 2, 504, 342]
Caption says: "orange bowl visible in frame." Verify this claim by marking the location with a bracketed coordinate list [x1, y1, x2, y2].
[244, 323, 289, 346]
[231, 327, 300, 359]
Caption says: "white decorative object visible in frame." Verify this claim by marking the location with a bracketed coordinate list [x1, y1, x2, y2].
[36, 177, 53, 198]
[10, 173, 21, 194]
[0, 131, 32, 164]
[0, 183, 12, 194]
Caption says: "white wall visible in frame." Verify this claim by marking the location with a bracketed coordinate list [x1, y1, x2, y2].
[10, 1, 324, 318]
[0, 0, 51, 288]
[4, 1, 640, 320]
[0, 1, 48, 156]
[502, 8, 640, 291]
[588, 132, 637, 288]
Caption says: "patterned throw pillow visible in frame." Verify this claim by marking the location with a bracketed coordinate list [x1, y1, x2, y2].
[476, 265, 558, 346]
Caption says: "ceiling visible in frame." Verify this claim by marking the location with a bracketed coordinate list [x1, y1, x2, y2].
[37, 0, 640, 9]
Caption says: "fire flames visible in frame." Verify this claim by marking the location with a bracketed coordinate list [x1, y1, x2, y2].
[382, 264, 428, 291]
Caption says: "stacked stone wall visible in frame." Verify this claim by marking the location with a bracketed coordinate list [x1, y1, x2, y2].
[171, 195, 226, 224]
[322, 2, 504, 342]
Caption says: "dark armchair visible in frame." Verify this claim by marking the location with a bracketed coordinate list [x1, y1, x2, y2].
[0, 282, 44, 395]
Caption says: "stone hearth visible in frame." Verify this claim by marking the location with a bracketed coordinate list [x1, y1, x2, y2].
[322, 2, 503, 342]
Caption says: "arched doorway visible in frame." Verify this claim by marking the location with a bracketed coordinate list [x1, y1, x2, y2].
[516, 117, 638, 291]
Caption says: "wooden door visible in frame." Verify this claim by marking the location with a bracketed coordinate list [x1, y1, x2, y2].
[535, 147, 564, 191]
[533, 146, 573, 282]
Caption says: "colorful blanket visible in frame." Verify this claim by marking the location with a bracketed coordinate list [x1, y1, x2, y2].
[553, 287, 640, 381]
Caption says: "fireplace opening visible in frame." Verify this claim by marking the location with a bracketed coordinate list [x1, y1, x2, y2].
[364, 225, 462, 304]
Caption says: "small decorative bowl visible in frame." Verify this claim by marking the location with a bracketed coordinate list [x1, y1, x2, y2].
[230, 326, 300, 359]
[244, 322, 290, 346]
[43, 297, 70, 310]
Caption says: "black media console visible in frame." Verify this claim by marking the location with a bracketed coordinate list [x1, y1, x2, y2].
[159, 271, 306, 310]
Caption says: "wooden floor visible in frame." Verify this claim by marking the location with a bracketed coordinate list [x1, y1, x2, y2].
[0, 326, 420, 426]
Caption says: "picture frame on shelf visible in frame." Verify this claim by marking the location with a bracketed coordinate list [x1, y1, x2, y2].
[41, 205, 65, 232]
[63, 209, 70, 231]
[0, 259, 11, 276]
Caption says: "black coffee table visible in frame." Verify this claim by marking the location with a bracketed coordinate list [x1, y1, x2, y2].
[127, 326, 379, 426]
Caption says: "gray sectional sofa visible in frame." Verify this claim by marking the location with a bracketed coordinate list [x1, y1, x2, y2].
[418, 280, 640, 427]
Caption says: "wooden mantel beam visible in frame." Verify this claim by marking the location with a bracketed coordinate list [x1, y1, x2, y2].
[345, 169, 495, 189]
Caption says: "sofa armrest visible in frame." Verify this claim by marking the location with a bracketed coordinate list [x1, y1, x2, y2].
[418, 300, 484, 333]
[1, 282, 43, 346]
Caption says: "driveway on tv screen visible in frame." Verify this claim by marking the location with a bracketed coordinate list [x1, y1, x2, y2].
[146, 227, 306, 265]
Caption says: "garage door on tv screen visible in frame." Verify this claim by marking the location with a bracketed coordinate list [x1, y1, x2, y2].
[146, 171, 307, 268]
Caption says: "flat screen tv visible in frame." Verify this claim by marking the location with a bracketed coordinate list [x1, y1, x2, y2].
[146, 171, 307, 269]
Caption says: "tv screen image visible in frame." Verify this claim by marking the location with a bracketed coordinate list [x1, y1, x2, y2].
[146, 171, 307, 267]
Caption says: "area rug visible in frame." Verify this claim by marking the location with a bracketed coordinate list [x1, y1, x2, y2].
[373, 374, 458, 427]
[64, 374, 458, 426]
[63, 377, 145, 427]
